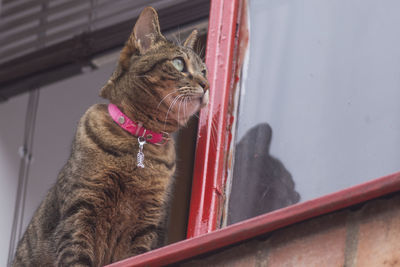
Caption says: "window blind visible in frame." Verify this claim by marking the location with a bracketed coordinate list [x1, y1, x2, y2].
[0, 0, 209, 100]
[0, 0, 187, 64]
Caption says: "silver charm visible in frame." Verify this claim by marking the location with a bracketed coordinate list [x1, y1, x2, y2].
[137, 137, 146, 168]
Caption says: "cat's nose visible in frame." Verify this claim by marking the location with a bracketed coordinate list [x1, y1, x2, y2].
[192, 73, 209, 92]
[198, 78, 209, 92]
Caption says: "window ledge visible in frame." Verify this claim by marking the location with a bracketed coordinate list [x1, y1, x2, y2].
[106, 171, 400, 267]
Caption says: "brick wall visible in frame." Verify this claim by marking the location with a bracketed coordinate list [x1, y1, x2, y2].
[180, 193, 400, 266]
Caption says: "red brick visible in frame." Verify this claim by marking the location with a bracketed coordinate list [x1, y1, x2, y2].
[355, 196, 400, 267]
[267, 213, 347, 267]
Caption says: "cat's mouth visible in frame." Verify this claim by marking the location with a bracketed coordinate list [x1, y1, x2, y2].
[201, 90, 209, 107]
[186, 88, 209, 108]
[179, 90, 208, 123]
[159, 87, 209, 126]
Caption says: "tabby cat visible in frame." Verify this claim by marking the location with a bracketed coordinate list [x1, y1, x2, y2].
[13, 7, 209, 266]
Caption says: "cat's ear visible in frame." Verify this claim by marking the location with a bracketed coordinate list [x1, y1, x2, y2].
[118, 7, 165, 69]
[184, 29, 198, 49]
[133, 7, 166, 54]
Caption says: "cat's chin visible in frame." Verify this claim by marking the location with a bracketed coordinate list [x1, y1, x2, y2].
[174, 98, 202, 126]
[201, 90, 209, 107]
[163, 90, 208, 126]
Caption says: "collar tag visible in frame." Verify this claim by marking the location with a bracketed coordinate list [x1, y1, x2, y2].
[137, 137, 146, 168]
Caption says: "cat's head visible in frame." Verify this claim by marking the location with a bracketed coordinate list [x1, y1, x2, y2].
[100, 7, 209, 132]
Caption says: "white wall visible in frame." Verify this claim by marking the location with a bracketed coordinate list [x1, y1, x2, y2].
[0, 62, 115, 265]
[0, 93, 28, 266]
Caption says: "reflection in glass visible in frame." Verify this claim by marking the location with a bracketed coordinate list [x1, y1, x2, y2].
[228, 0, 400, 224]
[228, 124, 300, 225]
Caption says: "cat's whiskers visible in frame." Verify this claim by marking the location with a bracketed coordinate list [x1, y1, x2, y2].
[196, 45, 206, 59]
[178, 86, 194, 91]
[179, 87, 204, 102]
[177, 96, 184, 125]
[200, 46, 206, 58]
[156, 89, 179, 110]
[179, 96, 188, 127]
[183, 98, 217, 147]
[183, 96, 188, 127]
[184, 93, 203, 97]
[177, 29, 182, 45]
[172, 32, 183, 46]
[163, 94, 183, 130]
[210, 118, 218, 149]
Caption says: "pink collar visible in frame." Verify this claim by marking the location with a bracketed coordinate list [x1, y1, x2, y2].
[108, 103, 169, 145]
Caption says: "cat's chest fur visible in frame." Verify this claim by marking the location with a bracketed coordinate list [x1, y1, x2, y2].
[73, 103, 176, 214]
[57, 104, 177, 262]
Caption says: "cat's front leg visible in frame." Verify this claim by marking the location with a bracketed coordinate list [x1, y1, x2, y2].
[53, 201, 98, 267]
[110, 224, 159, 262]
[129, 226, 159, 255]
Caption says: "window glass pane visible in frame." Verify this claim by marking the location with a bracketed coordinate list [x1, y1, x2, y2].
[228, 0, 400, 225]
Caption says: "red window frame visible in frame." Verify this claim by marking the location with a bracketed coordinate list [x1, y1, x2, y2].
[186, 0, 240, 238]
[106, 0, 400, 265]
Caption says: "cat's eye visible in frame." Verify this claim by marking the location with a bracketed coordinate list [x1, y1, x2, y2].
[172, 58, 185, 72]
[201, 69, 207, 77]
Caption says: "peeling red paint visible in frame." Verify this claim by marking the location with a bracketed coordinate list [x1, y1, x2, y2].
[186, 0, 240, 238]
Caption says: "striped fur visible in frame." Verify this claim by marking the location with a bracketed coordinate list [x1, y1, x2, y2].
[13, 7, 208, 267]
